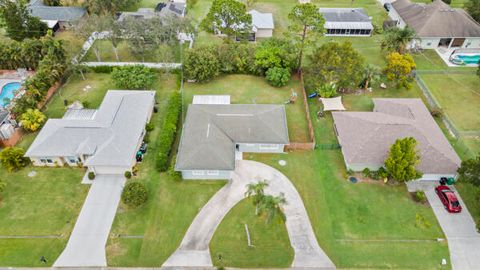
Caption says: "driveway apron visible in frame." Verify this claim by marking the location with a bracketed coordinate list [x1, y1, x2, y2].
[163, 160, 335, 269]
[54, 175, 125, 267]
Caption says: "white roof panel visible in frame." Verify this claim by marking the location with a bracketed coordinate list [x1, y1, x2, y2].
[193, 95, 231, 105]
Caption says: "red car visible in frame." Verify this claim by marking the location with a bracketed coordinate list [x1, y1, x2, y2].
[435, 185, 462, 213]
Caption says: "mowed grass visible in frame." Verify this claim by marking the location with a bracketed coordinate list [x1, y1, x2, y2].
[0, 167, 88, 266]
[210, 199, 294, 268]
[419, 73, 480, 131]
[105, 72, 225, 266]
[183, 74, 311, 142]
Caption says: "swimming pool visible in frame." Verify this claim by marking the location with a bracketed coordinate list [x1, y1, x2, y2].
[451, 54, 480, 65]
[0, 82, 21, 107]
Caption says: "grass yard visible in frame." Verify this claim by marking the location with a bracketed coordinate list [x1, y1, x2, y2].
[0, 167, 88, 266]
[419, 73, 480, 131]
[183, 74, 311, 142]
[55, 30, 85, 61]
[83, 40, 180, 63]
[210, 199, 294, 268]
[413, 50, 478, 71]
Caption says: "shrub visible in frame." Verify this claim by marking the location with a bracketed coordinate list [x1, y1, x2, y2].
[0, 147, 27, 172]
[88, 171, 95, 180]
[121, 182, 148, 208]
[377, 167, 389, 179]
[184, 46, 220, 82]
[168, 155, 182, 181]
[90, 65, 114, 73]
[82, 101, 91, 108]
[145, 122, 155, 132]
[111, 65, 155, 89]
[143, 132, 150, 143]
[124, 171, 132, 179]
[265, 67, 290, 87]
[0, 179, 6, 193]
[362, 168, 371, 178]
[477, 218, 480, 232]
[318, 83, 337, 98]
[20, 108, 46, 132]
[156, 92, 181, 171]
[430, 107, 443, 118]
[415, 191, 427, 203]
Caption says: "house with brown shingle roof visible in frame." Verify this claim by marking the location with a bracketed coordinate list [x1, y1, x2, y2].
[332, 98, 461, 181]
[389, 0, 480, 49]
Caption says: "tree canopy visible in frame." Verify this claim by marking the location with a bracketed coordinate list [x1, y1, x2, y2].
[85, 0, 140, 15]
[381, 27, 416, 54]
[254, 38, 298, 73]
[184, 46, 220, 82]
[304, 41, 365, 91]
[0, 0, 48, 41]
[465, 0, 480, 23]
[111, 65, 155, 89]
[457, 155, 480, 186]
[200, 0, 252, 38]
[20, 109, 46, 132]
[385, 137, 422, 182]
[383, 52, 416, 89]
[0, 147, 27, 173]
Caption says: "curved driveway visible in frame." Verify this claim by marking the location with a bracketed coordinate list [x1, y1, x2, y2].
[163, 160, 335, 269]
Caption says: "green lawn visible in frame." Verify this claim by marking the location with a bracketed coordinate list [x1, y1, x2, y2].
[210, 199, 294, 268]
[413, 50, 478, 71]
[0, 167, 88, 266]
[419, 73, 480, 131]
[183, 74, 311, 142]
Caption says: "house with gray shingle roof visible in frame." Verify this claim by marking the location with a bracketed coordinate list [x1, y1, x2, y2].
[175, 101, 289, 180]
[25, 90, 155, 175]
[28, 0, 86, 30]
[389, 0, 480, 49]
[332, 98, 461, 181]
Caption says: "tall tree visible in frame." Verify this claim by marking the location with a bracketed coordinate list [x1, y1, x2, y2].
[287, 3, 325, 70]
[44, 0, 62, 6]
[0, 147, 27, 172]
[0, 0, 48, 41]
[385, 137, 422, 182]
[85, 0, 140, 15]
[104, 16, 123, 61]
[304, 41, 365, 91]
[245, 180, 269, 215]
[457, 155, 480, 186]
[362, 64, 380, 90]
[254, 38, 298, 73]
[383, 52, 416, 89]
[381, 27, 416, 54]
[20, 109, 46, 132]
[466, 0, 480, 23]
[75, 14, 105, 61]
[200, 0, 252, 38]
[258, 193, 287, 223]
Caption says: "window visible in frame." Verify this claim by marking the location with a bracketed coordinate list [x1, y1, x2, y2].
[192, 170, 205, 176]
[207, 170, 219, 176]
[46, 159, 53, 164]
[259, 144, 279, 150]
[67, 156, 77, 164]
[40, 158, 47, 163]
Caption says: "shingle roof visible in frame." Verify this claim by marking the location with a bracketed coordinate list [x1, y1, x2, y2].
[25, 90, 155, 168]
[28, 0, 86, 22]
[391, 0, 480, 37]
[332, 99, 461, 175]
[176, 104, 289, 170]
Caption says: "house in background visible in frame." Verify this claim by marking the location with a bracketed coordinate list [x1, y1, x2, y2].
[388, 0, 480, 49]
[25, 90, 155, 175]
[320, 8, 373, 37]
[332, 98, 461, 181]
[175, 96, 289, 180]
[247, 10, 274, 40]
[28, 0, 86, 31]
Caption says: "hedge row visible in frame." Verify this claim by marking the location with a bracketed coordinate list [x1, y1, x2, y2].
[155, 91, 182, 171]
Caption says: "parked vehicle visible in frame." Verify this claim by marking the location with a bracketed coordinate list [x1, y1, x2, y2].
[139, 142, 148, 154]
[384, 3, 392, 11]
[435, 185, 462, 213]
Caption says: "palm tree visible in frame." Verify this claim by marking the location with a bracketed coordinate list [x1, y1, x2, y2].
[362, 64, 380, 90]
[258, 193, 287, 223]
[381, 27, 416, 54]
[245, 180, 269, 215]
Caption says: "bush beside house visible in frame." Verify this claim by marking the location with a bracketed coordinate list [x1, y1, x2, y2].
[121, 182, 148, 208]
[155, 91, 181, 172]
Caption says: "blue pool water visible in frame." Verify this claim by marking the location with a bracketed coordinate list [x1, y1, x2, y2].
[0, 82, 21, 107]
[452, 54, 480, 65]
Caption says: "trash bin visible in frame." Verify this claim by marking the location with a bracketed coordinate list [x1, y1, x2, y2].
[447, 177, 456, 185]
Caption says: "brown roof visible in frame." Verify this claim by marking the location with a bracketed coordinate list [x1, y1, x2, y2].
[392, 0, 480, 37]
[332, 99, 461, 175]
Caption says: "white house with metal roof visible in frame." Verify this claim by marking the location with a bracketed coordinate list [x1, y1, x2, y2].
[25, 90, 155, 175]
[248, 10, 274, 39]
[175, 100, 289, 180]
[320, 8, 373, 37]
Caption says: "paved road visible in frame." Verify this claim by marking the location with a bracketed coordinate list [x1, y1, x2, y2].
[54, 175, 125, 267]
[408, 181, 480, 270]
[163, 160, 336, 269]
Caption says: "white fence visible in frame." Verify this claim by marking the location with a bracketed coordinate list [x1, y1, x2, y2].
[82, 62, 181, 69]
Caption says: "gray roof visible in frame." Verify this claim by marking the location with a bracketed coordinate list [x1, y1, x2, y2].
[391, 0, 480, 37]
[248, 10, 274, 30]
[159, 2, 186, 17]
[25, 90, 155, 168]
[332, 99, 461, 175]
[320, 8, 373, 30]
[28, 0, 86, 22]
[176, 104, 289, 170]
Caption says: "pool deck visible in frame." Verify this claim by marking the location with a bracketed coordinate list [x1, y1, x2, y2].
[435, 48, 480, 67]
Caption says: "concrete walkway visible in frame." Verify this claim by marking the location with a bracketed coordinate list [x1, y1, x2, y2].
[54, 175, 125, 267]
[407, 181, 480, 270]
[163, 160, 335, 269]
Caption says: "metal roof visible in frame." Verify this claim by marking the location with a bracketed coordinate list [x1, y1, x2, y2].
[320, 8, 373, 30]
[193, 95, 231, 105]
[248, 10, 274, 30]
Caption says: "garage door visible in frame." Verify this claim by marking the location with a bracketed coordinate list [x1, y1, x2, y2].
[92, 166, 128, 175]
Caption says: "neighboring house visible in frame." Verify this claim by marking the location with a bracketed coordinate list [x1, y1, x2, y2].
[28, 0, 86, 31]
[175, 97, 289, 180]
[117, 8, 158, 22]
[118, 2, 185, 21]
[25, 90, 155, 175]
[332, 98, 461, 181]
[157, 2, 186, 17]
[319, 8, 373, 37]
[0, 110, 15, 140]
[389, 0, 480, 49]
[248, 10, 274, 40]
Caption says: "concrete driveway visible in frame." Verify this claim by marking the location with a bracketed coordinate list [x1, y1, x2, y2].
[54, 175, 125, 267]
[408, 181, 480, 270]
[163, 160, 335, 269]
